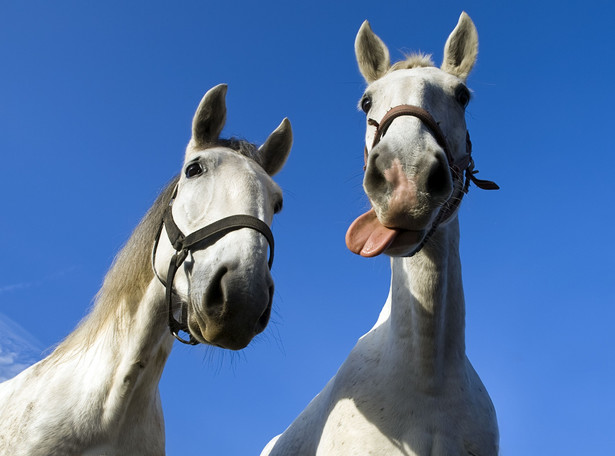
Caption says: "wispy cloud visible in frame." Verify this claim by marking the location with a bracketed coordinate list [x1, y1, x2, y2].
[0, 313, 44, 382]
[0, 281, 40, 294]
[0, 266, 80, 295]
[0, 268, 77, 381]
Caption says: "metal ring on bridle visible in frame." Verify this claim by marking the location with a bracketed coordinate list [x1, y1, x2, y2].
[151, 198, 274, 345]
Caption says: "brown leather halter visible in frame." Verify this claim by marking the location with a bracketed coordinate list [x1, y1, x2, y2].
[364, 104, 499, 255]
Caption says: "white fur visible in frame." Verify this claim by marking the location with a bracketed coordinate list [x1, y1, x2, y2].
[262, 13, 498, 456]
[0, 84, 292, 455]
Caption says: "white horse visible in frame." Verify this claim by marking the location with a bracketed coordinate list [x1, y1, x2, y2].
[262, 13, 498, 456]
[0, 84, 292, 456]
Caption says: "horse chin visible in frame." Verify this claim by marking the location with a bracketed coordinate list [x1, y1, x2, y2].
[187, 292, 272, 350]
[187, 317, 252, 350]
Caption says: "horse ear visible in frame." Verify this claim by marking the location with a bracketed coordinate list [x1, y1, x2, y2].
[256, 118, 293, 176]
[355, 20, 390, 83]
[191, 84, 227, 147]
[441, 12, 478, 81]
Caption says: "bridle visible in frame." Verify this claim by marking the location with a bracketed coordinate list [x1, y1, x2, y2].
[364, 104, 499, 256]
[151, 189, 274, 345]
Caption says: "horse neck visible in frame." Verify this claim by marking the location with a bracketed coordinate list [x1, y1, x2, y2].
[49, 278, 173, 431]
[387, 216, 466, 385]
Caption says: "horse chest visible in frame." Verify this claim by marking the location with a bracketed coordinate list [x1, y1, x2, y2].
[315, 337, 497, 456]
[318, 392, 493, 456]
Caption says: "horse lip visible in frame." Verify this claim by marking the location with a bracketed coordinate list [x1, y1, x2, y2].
[384, 228, 425, 253]
[186, 302, 211, 345]
[368, 214, 428, 256]
[379, 217, 427, 238]
[186, 292, 267, 349]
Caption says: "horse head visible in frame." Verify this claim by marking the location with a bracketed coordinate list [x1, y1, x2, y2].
[153, 84, 292, 349]
[347, 12, 496, 258]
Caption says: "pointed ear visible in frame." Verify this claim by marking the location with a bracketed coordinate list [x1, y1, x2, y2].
[256, 118, 292, 176]
[191, 84, 227, 147]
[355, 20, 390, 83]
[441, 12, 478, 81]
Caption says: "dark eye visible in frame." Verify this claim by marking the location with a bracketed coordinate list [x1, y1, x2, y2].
[360, 96, 372, 113]
[455, 86, 471, 108]
[185, 162, 204, 178]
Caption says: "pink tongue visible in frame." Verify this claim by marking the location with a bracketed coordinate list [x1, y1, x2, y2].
[345, 208, 400, 257]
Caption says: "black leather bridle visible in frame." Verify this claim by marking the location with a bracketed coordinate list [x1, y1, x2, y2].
[151, 190, 274, 345]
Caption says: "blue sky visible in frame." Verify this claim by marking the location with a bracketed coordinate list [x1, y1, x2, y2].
[1, 1, 614, 454]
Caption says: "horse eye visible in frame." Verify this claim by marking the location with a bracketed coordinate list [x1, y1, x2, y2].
[361, 96, 372, 113]
[456, 87, 471, 108]
[185, 163, 204, 178]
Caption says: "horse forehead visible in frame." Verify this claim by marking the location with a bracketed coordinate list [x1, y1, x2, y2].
[186, 147, 255, 176]
[218, 154, 276, 193]
[185, 146, 240, 165]
[187, 147, 277, 195]
[372, 67, 458, 99]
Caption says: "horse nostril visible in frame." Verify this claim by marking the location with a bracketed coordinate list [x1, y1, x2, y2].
[204, 266, 228, 316]
[364, 151, 387, 195]
[426, 157, 450, 196]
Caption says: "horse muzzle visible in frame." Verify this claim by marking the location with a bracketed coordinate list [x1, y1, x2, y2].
[188, 265, 273, 350]
[364, 141, 453, 231]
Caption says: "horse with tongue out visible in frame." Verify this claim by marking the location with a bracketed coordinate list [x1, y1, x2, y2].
[262, 12, 499, 456]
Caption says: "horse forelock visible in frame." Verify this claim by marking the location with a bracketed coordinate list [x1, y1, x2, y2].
[198, 137, 277, 174]
[387, 52, 435, 74]
[53, 175, 180, 357]
[200, 137, 259, 160]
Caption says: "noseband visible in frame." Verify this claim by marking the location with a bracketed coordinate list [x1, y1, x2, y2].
[365, 104, 499, 255]
[151, 193, 274, 345]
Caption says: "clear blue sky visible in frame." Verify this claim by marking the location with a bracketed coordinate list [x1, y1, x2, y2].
[1, 1, 614, 454]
